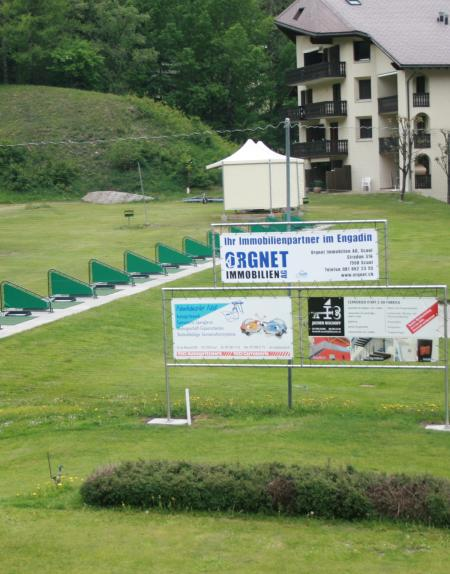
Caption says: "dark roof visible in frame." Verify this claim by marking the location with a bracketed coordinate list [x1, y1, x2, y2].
[276, 0, 450, 67]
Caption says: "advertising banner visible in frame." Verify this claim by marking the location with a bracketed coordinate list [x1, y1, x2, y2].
[307, 297, 441, 362]
[220, 229, 379, 283]
[172, 297, 293, 360]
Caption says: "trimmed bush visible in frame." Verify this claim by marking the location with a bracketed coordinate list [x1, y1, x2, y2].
[80, 460, 450, 527]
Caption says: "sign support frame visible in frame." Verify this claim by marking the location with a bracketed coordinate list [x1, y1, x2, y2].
[160, 284, 449, 430]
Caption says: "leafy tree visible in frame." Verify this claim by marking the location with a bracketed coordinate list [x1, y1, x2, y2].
[0, 0, 70, 84]
[434, 129, 450, 203]
[135, 0, 275, 131]
[49, 38, 104, 89]
[63, 0, 156, 93]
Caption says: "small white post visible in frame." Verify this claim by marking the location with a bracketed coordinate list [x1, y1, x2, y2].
[185, 388, 192, 426]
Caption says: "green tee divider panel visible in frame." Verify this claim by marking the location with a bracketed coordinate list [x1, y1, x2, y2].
[206, 230, 220, 254]
[124, 250, 167, 276]
[1, 281, 51, 312]
[89, 259, 134, 286]
[230, 226, 245, 233]
[249, 225, 273, 233]
[281, 213, 312, 230]
[182, 237, 213, 259]
[282, 213, 303, 222]
[155, 243, 196, 267]
[48, 269, 95, 298]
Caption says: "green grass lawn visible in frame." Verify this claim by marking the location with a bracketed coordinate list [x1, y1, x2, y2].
[1, 193, 450, 573]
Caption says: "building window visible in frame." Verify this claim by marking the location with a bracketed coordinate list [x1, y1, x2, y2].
[332, 83, 341, 101]
[301, 89, 313, 106]
[359, 117, 372, 139]
[354, 40, 370, 61]
[293, 8, 304, 20]
[346, 0, 361, 4]
[358, 78, 371, 100]
[416, 76, 426, 94]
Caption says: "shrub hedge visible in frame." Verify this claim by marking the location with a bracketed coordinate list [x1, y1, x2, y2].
[80, 460, 450, 527]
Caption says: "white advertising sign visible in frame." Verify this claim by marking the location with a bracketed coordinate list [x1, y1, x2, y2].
[344, 297, 441, 338]
[307, 297, 442, 363]
[220, 229, 379, 283]
[172, 297, 293, 360]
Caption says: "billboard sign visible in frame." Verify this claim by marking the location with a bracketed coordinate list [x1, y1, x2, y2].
[220, 229, 379, 283]
[307, 297, 442, 362]
[172, 297, 293, 360]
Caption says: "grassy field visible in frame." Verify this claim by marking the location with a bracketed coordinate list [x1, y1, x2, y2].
[1, 192, 450, 573]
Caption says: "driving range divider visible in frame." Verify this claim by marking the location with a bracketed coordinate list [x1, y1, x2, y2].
[124, 250, 167, 277]
[89, 259, 135, 287]
[155, 243, 199, 267]
[48, 269, 95, 299]
[161, 284, 449, 431]
[1, 281, 53, 316]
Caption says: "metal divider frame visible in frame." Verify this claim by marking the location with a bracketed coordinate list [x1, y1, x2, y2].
[210, 219, 389, 288]
[161, 284, 448, 427]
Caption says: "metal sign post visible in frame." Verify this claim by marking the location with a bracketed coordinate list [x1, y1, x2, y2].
[137, 161, 149, 227]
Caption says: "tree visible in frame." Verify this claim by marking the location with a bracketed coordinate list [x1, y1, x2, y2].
[135, 0, 276, 132]
[0, 0, 71, 85]
[49, 38, 104, 89]
[434, 129, 450, 204]
[66, 0, 156, 93]
[391, 116, 417, 201]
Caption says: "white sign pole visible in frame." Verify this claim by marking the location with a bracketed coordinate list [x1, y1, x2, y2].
[185, 388, 192, 426]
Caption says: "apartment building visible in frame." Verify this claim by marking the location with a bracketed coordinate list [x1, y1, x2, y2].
[276, 0, 450, 202]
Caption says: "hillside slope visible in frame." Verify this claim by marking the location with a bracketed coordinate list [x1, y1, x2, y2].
[0, 85, 234, 201]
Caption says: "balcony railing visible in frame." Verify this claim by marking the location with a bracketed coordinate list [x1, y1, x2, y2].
[414, 132, 431, 148]
[286, 61, 346, 85]
[413, 93, 430, 107]
[378, 96, 398, 114]
[379, 137, 399, 154]
[285, 101, 347, 121]
[292, 140, 348, 158]
[415, 174, 431, 189]
[284, 107, 305, 121]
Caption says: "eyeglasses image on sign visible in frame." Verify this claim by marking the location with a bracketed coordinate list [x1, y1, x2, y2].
[222, 300, 245, 322]
[240, 318, 287, 337]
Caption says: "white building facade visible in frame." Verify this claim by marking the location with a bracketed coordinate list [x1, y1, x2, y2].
[276, 0, 450, 203]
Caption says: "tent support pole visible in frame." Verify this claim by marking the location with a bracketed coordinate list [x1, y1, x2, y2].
[285, 118, 291, 225]
[269, 160, 273, 214]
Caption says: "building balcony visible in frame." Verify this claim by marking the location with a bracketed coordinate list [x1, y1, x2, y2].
[378, 96, 398, 114]
[379, 137, 399, 154]
[286, 61, 346, 86]
[414, 132, 431, 148]
[285, 100, 347, 121]
[415, 174, 431, 189]
[292, 140, 348, 158]
[413, 93, 430, 107]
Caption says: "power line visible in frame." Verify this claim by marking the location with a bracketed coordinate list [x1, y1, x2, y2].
[0, 122, 286, 149]
[0, 120, 448, 149]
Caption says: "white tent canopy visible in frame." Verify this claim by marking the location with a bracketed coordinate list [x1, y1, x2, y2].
[206, 139, 304, 211]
